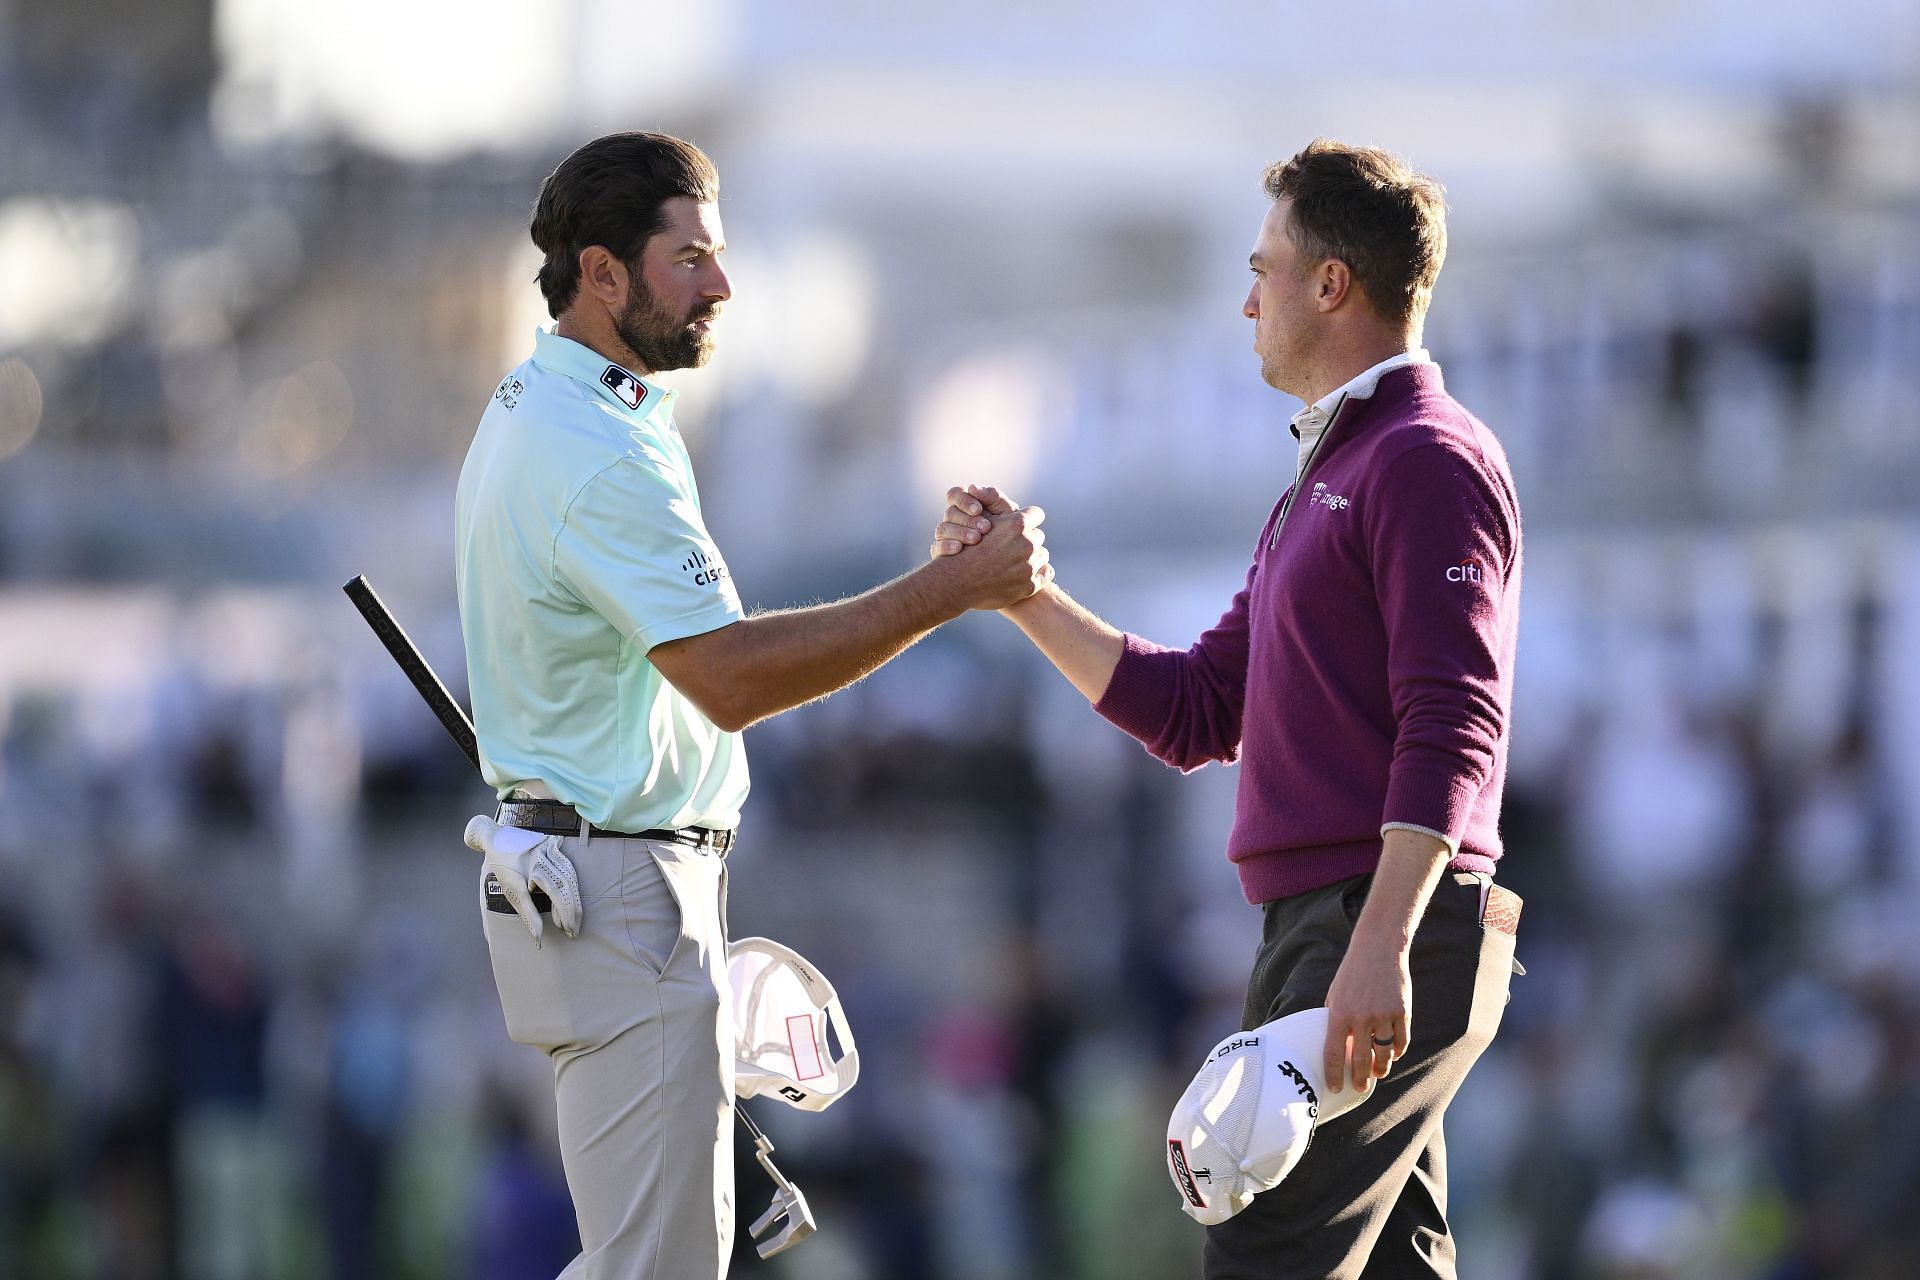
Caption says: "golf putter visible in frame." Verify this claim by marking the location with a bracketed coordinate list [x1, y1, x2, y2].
[739, 1107, 816, 1258]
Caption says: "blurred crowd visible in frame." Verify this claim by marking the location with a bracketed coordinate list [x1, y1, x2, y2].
[4, 503, 1920, 1280]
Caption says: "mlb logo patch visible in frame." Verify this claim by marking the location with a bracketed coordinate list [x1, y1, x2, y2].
[601, 364, 644, 410]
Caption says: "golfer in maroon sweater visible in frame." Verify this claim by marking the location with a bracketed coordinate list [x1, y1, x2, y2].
[935, 140, 1523, 1278]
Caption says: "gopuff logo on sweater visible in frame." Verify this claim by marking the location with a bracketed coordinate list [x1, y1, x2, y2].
[1308, 482, 1349, 511]
[682, 548, 731, 588]
[1447, 559, 1483, 584]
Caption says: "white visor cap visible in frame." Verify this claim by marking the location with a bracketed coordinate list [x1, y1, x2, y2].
[729, 936, 859, 1112]
[1165, 1007, 1366, 1225]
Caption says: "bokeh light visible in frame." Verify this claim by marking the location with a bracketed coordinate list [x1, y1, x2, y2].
[0, 357, 46, 460]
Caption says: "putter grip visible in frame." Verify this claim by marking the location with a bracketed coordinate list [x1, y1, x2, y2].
[343, 574, 483, 776]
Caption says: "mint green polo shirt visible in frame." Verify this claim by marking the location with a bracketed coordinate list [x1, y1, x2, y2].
[454, 328, 748, 832]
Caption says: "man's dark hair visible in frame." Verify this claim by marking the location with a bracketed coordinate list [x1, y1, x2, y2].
[1262, 140, 1447, 328]
[531, 132, 719, 318]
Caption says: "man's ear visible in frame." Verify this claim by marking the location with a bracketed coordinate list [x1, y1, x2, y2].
[577, 245, 631, 310]
[1316, 259, 1353, 312]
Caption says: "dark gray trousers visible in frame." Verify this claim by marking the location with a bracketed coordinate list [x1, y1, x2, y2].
[1203, 872, 1520, 1280]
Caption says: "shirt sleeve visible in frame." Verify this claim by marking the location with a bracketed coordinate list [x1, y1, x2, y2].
[1091, 559, 1256, 771]
[549, 451, 745, 653]
[1366, 442, 1519, 843]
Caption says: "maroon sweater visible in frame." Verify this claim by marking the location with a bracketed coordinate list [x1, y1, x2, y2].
[1094, 364, 1521, 903]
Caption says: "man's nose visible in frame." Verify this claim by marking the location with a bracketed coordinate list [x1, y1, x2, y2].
[705, 262, 733, 302]
[1243, 283, 1259, 320]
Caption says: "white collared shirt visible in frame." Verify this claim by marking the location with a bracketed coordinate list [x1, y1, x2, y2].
[1289, 349, 1433, 477]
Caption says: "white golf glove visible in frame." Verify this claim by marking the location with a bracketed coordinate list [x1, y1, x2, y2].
[464, 815, 583, 946]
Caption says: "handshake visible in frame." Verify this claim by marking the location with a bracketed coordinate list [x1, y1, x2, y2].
[924, 483, 1054, 612]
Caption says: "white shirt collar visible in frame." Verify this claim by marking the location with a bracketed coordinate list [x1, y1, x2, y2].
[1289, 348, 1432, 477]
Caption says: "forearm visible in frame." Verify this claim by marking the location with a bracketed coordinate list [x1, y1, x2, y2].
[713, 561, 969, 728]
[1000, 583, 1125, 703]
[1351, 827, 1454, 952]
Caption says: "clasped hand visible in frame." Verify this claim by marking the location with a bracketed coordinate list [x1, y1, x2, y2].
[927, 483, 1053, 609]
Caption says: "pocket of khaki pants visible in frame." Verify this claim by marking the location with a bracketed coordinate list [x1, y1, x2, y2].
[619, 842, 685, 978]
[480, 876, 575, 1050]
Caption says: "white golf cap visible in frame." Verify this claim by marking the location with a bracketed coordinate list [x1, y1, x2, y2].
[729, 937, 859, 1112]
[1165, 1007, 1365, 1225]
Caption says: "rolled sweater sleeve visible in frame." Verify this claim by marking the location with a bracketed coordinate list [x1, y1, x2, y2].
[1368, 442, 1519, 844]
[1091, 561, 1255, 771]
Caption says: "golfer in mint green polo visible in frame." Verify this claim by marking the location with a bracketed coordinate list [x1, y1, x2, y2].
[455, 132, 1054, 1279]
[458, 322, 750, 834]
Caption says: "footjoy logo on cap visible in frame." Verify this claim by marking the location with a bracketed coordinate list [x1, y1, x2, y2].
[1446, 559, 1483, 583]
[1168, 1139, 1208, 1208]
[601, 364, 644, 410]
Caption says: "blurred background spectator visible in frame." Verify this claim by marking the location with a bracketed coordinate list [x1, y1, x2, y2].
[3, 1, 1919, 1276]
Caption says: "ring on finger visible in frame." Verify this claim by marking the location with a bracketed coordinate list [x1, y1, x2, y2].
[1370, 1034, 1395, 1049]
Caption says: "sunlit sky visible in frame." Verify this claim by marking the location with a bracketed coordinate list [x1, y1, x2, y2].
[207, 0, 1918, 161]
[212, 0, 735, 158]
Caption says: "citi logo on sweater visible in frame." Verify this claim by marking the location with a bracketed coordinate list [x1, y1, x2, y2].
[1446, 559, 1483, 583]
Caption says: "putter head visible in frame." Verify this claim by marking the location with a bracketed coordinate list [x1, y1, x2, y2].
[748, 1181, 815, 1258]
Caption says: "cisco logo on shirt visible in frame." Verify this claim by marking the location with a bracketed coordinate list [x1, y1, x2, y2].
[682, 549, 731, 587]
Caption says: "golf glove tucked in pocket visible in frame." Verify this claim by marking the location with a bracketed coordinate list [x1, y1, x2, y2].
[465, 815, 583, 945]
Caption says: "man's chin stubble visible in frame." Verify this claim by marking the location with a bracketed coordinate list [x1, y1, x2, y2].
[618, 327, 712, 375]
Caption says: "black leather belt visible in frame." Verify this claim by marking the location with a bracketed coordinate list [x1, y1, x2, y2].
[495, 797, 736, 854]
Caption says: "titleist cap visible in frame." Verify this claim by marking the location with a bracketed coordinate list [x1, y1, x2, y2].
[1165, 1007, 1366, 1225]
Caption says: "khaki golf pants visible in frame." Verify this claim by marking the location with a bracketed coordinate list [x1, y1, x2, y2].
[481, 832, 734, 1280]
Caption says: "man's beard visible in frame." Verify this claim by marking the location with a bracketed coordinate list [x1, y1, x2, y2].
[615, 278, 718, 373]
